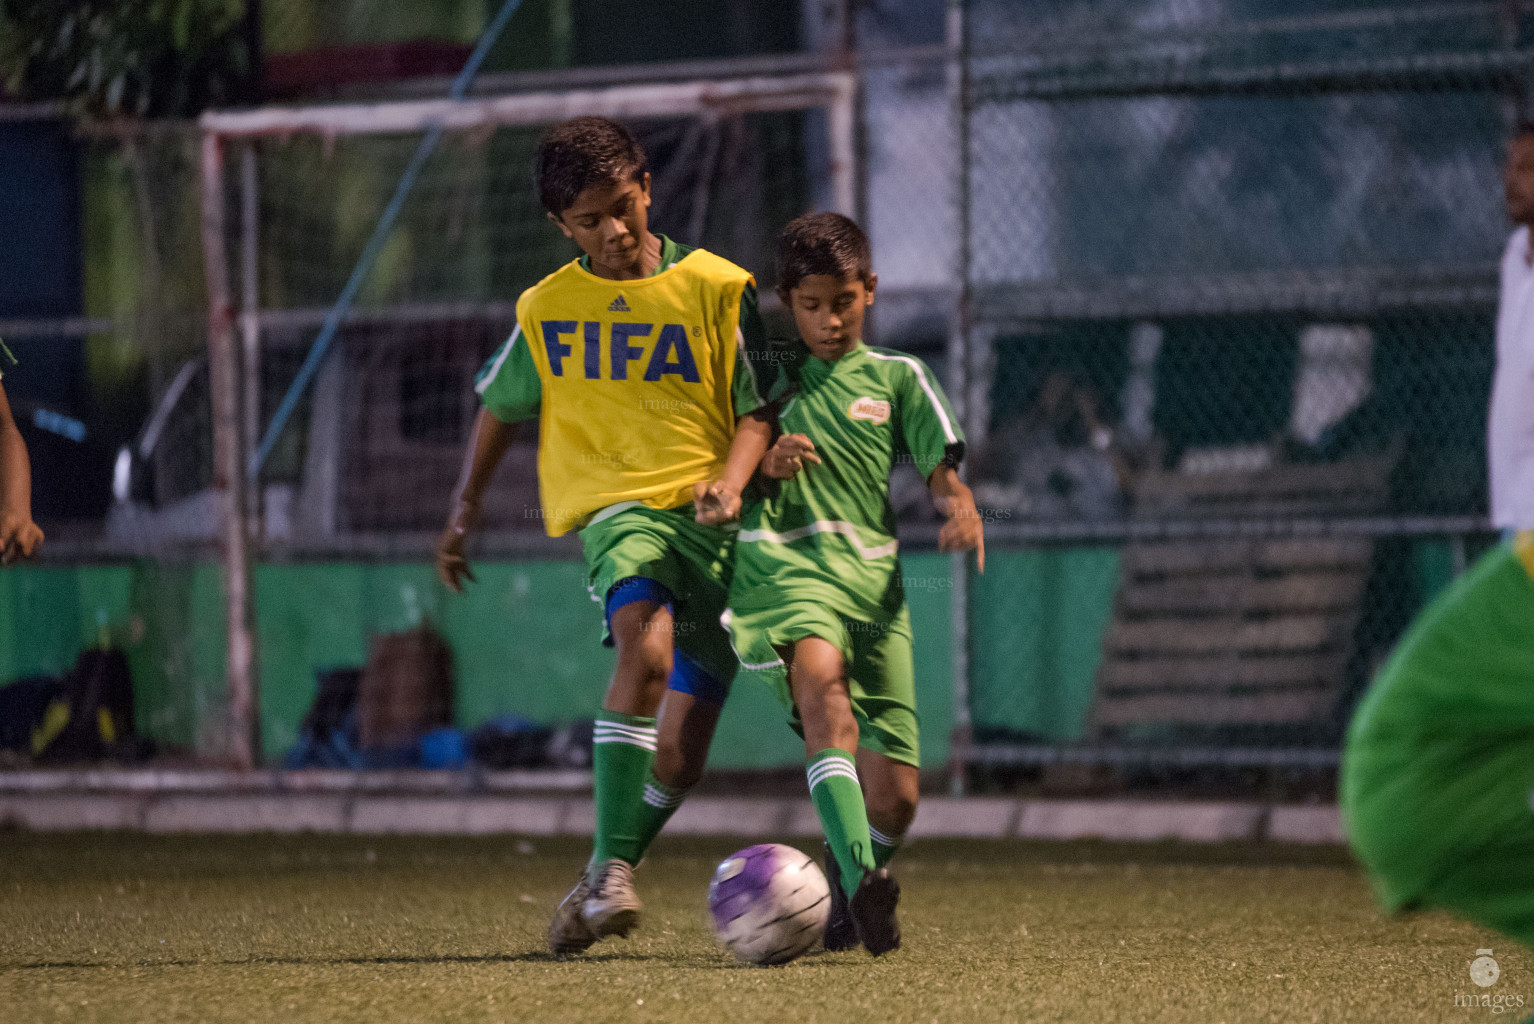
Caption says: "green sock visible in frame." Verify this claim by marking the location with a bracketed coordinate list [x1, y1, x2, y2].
[591, 712, 657, 867]
[807, 749, 875, 899]
[632, 770, 689, 859]
[869, 823, 904, 869]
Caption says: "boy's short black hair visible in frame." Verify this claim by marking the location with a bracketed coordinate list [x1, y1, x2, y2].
[534, 116, 648, 216]
[776, 212, 873, 295]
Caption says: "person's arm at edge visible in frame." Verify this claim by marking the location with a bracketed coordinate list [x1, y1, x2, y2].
[695, 276, 776, 524]
[436, 408, 516, 592]
[694, 409, 773, 524]
[0, 382, 43, 565]
[929, 463, 985, 573]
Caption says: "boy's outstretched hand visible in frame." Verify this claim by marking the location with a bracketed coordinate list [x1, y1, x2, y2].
[761, 433, 821, 479]
[693, 480, 742, 525]
[930, 466, 985, 573]
[435, 500, 479, 593]
[0, 509, 42, 566]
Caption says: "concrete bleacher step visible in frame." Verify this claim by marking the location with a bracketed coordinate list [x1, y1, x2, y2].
[0, 772, 1345, 844]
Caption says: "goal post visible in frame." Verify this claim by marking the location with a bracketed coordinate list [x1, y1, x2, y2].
[196, 71, 859, 767]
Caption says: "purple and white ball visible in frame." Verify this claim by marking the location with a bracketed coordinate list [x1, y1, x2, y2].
[708, 843, 830, 965]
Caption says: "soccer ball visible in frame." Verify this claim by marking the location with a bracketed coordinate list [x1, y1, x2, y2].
[708, 843, 830, 965]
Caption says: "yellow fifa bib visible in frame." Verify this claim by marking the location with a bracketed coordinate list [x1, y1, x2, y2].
[516, 249, 752, 536]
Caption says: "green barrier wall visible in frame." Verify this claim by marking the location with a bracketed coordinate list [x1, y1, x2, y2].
[967, 547, 1121, 742]
[0, 543, 1463, 764]
[0, 553, 959, 770]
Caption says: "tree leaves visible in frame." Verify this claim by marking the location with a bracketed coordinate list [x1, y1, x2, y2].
[0, 0, 253, 118]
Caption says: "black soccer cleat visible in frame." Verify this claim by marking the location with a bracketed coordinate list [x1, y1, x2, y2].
[849, 867, 901, 956]
[821, 843, 858, 951]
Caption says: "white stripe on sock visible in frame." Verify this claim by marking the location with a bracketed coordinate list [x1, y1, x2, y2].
[642, 783, 685, 809]
[593, 722, 658, 741]
[868, 825, 902, 848]
[593, 729, 657, 753]
[808, 768, 860, 793]
[593, 724, 658, 749]
[806, 760, 860, 792]
[806, 757, 857, 782]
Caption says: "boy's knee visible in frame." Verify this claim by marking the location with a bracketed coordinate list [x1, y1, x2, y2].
[866, 788, 918, 832]
[653, 744, 705, 790]
[617, 621, 672, 679]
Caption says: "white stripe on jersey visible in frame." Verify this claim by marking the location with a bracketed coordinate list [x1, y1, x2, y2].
[864, 350, 958, 444]
[719, 609, 786, 671]
[737, 519, 899, 561]
[475, 324, 522, 395]
[735, 325, 762, 408]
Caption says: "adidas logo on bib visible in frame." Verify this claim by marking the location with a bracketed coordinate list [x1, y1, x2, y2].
[848, 397, 891, 424]
[608, 295, 631, 312]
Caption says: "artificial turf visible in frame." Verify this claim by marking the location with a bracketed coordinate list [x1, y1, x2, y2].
[0, 830, 1525, 1023]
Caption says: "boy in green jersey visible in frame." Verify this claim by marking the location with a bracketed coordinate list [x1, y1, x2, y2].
[1342, 532, 1534, 950]
[436, 117, 772, 957]
[700, 213, 985, 954]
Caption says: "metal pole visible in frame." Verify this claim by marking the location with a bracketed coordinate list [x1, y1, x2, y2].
[201, 131, 261, 770]
[945, 0, 973, 798]
[239, 143, 263, 543]
[827, 74, 858, 217]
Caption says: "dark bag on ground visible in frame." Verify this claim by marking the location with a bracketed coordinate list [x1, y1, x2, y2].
[357, 625, 454, 760]
[468, 715, 554, 769]
[468, 717, 593, 770]
[33, 649, 143, 763]
[284, 667, 363, 769]
[0, 675, 63, 752]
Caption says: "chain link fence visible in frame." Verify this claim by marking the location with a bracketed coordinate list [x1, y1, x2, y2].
[3, 3, 1522, 784]
[951, 0, 1521, 789]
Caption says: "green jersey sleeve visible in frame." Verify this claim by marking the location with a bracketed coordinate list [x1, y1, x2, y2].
[730, 282, 770, 419]
[891, 353, 965, 478]
[475, 324, 541, 423]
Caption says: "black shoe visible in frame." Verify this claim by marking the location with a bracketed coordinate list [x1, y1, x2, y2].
[821, 843, 858, 951]
[849, 867, 901, 956]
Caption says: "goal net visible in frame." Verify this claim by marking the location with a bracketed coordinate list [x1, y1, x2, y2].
[182, 73, 854, 556]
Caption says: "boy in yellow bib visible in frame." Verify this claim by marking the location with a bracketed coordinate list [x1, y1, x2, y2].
[435, 117, 771, 956]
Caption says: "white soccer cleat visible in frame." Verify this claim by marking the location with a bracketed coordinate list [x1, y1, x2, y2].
[582, 857, 643, 939]
[547, 870, 598, 958]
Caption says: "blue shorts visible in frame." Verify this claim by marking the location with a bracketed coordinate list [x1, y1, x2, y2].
[605, 576, 730, 707]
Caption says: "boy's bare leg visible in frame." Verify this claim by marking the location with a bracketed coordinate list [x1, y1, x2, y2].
[789, 637, 859, 753]
[857, 749, 918, 866]
[551, 598, 672, 954]
[791, 637, 901, 955]
[605, 599, 673, 715]
[653, 690, 720, 792]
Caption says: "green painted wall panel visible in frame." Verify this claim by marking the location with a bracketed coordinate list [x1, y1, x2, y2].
[967, 547, 1121, 742]
[2, 551, 1092, 766]
[904, 553, 956, 770]
[123, 563, 226, 751]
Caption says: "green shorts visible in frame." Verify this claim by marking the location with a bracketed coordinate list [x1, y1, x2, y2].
[725, 599, 919, 768]
[1341, 539, 1534, 943]
[579, 502, 740, 685]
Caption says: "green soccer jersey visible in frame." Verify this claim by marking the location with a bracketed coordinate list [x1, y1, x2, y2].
[731, 340, 964, 622]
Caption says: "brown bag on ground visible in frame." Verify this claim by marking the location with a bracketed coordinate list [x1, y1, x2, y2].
[357, 624, 453, 750]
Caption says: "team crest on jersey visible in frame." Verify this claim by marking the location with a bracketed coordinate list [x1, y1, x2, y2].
[847, 397, 891, 424]
[607, 295, 631, 312]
